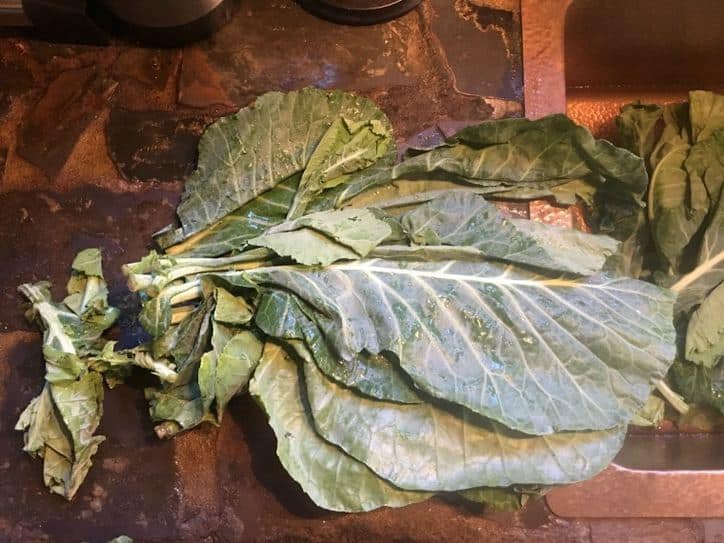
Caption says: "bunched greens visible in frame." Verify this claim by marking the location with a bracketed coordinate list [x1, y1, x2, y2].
[616, 91, 724, 421]
[17, 88, 680, 511]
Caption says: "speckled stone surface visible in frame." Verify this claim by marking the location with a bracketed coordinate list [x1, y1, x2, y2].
[0, 1, 717, 541]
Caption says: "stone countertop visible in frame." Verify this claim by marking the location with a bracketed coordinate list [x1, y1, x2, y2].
[0, 1, 716, 541]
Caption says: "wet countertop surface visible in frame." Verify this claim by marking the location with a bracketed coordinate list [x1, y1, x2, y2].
[0, 1, 720, 541]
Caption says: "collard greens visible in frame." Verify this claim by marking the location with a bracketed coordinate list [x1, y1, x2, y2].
[616, 91, 724, 418]
[18, 88, 680, 512]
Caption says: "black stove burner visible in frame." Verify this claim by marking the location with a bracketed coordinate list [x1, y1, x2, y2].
[298, 0, 421, 25]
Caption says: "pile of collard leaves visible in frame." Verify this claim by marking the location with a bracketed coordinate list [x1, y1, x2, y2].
[17, 88, 680, 511]
[615, 90, 724, 425]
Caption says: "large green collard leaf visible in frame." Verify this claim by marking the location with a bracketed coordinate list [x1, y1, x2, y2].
[401, 193, 620, 275]
[244, 259, 676, 435]
[249, 343, 430, 512]
[254, 290, 420, 403]
[685, 281, 724, 367]
[173, 88, 394, 237]
[249, 208, 391, 266]
[303, 357, 625, 491]
[389, 114, 648, 202]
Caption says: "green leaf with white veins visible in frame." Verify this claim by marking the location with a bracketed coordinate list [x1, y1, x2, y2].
[18, 249, 118, 373]
[303, 357, 626, 491]
[155, 174, 300, 257]
[288, 117, 393, 218]
[244, 258, 676, 435]
[249, 342, 432, 512]
[254, 290, 421, 403]
[389, 114, 648, 202]
[685, 281, 724, 367]
[401, 193, 620, 275]
[172, 88, 394, 237]
[250, 208, 391, 266]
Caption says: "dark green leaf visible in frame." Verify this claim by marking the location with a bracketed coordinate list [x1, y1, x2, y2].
[689, 90, 724, 143]
[616, 103, 663, 161]
[156, 174, 300, 257]
[390, 115, 647, 202]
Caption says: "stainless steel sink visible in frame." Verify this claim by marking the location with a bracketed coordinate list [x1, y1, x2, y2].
[521, 0, 724, 518]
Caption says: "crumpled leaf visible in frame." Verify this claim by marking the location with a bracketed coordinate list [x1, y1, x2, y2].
[648, 141, 707, 273]
[245, 258, 676, 435]
[19, 277, 118, 359]
[458, 486, 550, 512]
[250, 208, 391, 266]
[401, 193, 620, 275]
[213, 287, 254, 325]
[146, 382, 209, 439]
[15, 373, 105, 500]
[616, 103, 663, 162]
[303, 356, 625, 491]
[689, 90, 724, 143]
[249, 342, 431, 512]
[684, 128, 724, 208]
[88, 341, 178, 385]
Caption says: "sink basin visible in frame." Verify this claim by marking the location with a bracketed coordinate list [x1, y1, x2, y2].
[521, 0, 724, 518]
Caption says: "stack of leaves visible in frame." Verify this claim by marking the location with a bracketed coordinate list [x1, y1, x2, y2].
[616, 91, 724, 422]
[18, 88, 678, 511]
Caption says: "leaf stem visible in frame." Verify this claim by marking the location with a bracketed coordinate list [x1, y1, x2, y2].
[655, 378, 690, 414]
